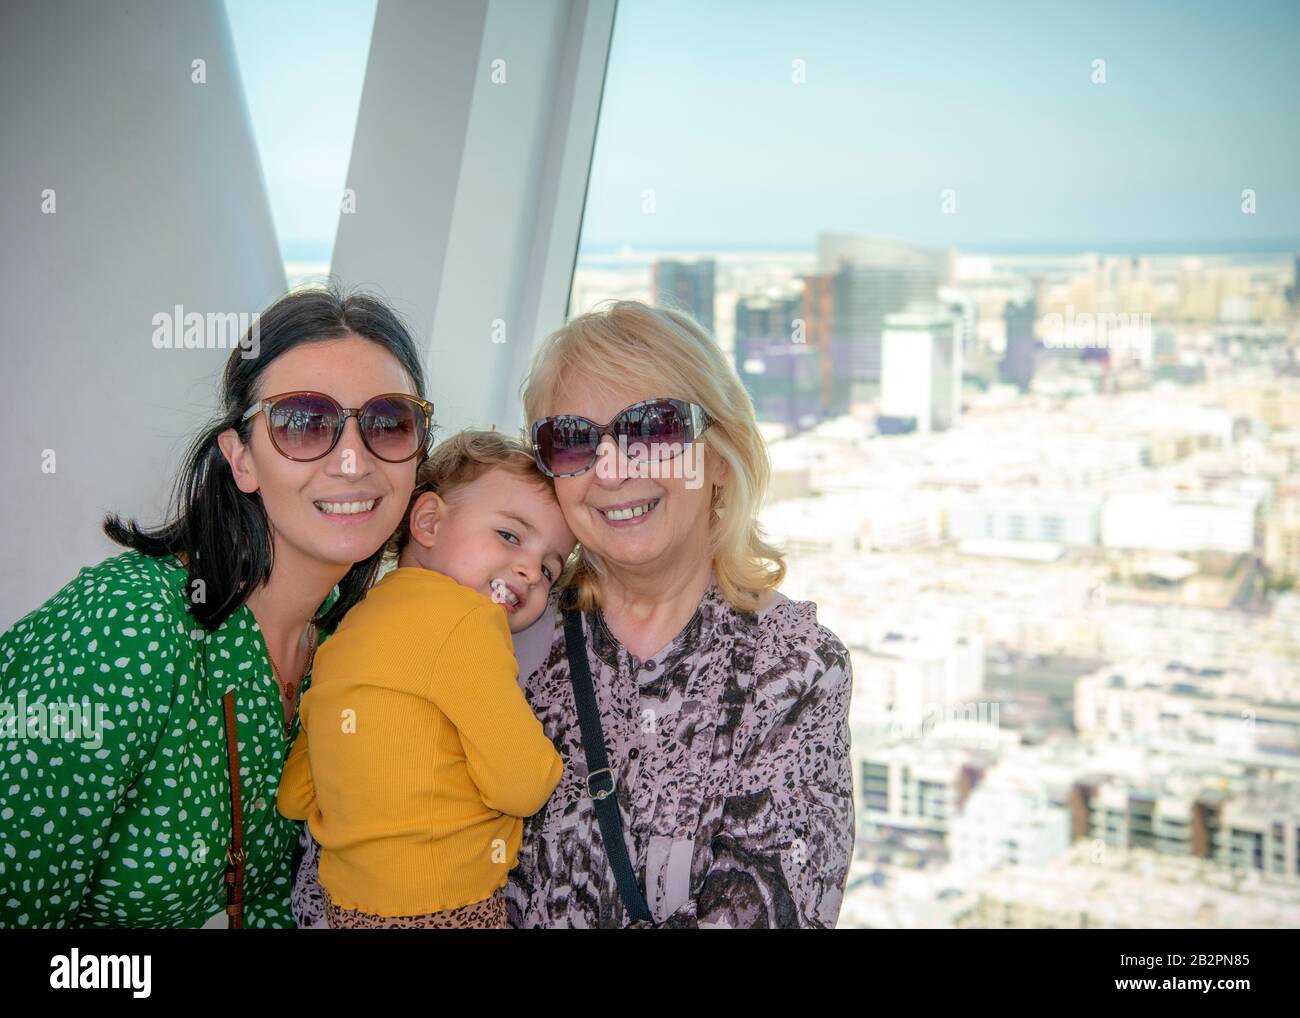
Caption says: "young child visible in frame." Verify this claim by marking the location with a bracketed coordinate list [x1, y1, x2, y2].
[277, 430, 575, 928]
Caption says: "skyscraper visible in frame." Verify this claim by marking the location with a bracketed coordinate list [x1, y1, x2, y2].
[832, 264, 941, 391]
[735, 336, 822, 434]
[879, 303, 961, 434]
[800, 273, 852, 417]
[735, 294, 801, 350]
[817, 233, 952, 283]
[653, 259, 715, 334]
[818, 234, 946, 400]
[1001, 297, 1037, 391]
[733, 293, 819, 433]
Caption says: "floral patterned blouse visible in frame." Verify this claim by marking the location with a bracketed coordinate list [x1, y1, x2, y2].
[292, 572, 855, 928]
[0, 550, 338, 927]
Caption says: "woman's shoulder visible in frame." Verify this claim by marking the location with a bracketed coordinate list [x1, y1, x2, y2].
[61, 548, 189, 609]
[748, 585, 851, 679]
[3, 549, 192, 653]
[94, 546, 187, 583]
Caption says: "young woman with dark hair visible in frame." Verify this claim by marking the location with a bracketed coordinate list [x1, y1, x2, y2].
[0, 287, 432, 928]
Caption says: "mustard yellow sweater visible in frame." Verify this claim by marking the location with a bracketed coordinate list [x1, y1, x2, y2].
[277, 566, 564, 916]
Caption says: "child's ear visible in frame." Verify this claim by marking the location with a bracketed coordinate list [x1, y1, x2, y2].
[407, 491, 447, 550]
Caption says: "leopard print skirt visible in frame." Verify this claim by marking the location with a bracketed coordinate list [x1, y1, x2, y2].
[322, 884, 508, 929]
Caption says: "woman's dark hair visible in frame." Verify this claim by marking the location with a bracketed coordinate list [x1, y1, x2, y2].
[103, 286, 429, 632]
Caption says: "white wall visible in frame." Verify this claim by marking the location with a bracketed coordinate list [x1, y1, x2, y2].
[0, 0, 285, 629]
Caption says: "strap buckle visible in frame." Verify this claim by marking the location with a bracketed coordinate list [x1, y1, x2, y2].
[586, 767, 615, 800]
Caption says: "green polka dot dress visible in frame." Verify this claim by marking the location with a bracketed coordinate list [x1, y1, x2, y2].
[0, 549, 338, 928]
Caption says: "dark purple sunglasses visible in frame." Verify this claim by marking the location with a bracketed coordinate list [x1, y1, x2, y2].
[530, 398, 713, 478]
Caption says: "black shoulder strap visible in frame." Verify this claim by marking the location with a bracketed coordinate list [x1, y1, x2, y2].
[561, 607, 656, 925]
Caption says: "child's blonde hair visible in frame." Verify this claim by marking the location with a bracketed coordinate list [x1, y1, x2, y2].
[384, 430, 559, 562]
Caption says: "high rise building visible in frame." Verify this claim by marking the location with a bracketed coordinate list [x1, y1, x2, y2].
[1001, 297, 1037, 390]
[735, 294, 801, 363]
[653, 258, 715, 334]
[735, 336, 822, 434]
[799, 273, 853, 417]
[817, 232, 952, 284]
[733, 293, 821, 433]
[812, 234, 949, 405]
[878, 303, 961, 434]
[831, 264, 940, 391]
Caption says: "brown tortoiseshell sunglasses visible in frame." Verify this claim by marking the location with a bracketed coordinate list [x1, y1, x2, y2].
[241, 391, 434, 463]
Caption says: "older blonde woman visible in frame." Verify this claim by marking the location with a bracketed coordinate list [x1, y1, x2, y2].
[290, 300, 855, 929]
[506, 300, 854, 928]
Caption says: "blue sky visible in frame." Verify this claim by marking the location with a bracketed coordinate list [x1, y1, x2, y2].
[225, 0, 376, 261]
[226, 0, 1300, 261]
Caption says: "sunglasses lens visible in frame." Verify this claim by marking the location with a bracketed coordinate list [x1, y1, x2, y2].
[538, 418, 599, 475]
[268, 393, 339, 459]
[361, 396, 425, 461]
[617, 401, 688, 460]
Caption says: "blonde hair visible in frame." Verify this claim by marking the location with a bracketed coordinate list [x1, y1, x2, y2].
[385, 430, 565, 566]
[519, 300, 785, 613]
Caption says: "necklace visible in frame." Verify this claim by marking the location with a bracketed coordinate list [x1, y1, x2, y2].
[268, 626, 319, 742]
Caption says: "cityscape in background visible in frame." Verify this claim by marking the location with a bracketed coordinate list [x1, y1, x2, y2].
[251, 0, 1300, 932]
[570, 235, 1300, 929]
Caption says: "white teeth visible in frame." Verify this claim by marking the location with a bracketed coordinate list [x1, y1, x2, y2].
[490, 578, 520, 607]
[601, 499, 658, 522]
[315, 499, 377, 515]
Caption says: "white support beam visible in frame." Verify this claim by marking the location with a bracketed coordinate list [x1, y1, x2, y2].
[330, 0, 617, 439]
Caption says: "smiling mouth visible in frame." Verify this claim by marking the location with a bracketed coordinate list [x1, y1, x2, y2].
[313, 497, 381, 516]
[597, 497, 660, 522]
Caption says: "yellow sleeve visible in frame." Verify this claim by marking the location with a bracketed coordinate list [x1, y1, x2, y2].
[430, 604, 564, 818]
[277, 727, 316, 821]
